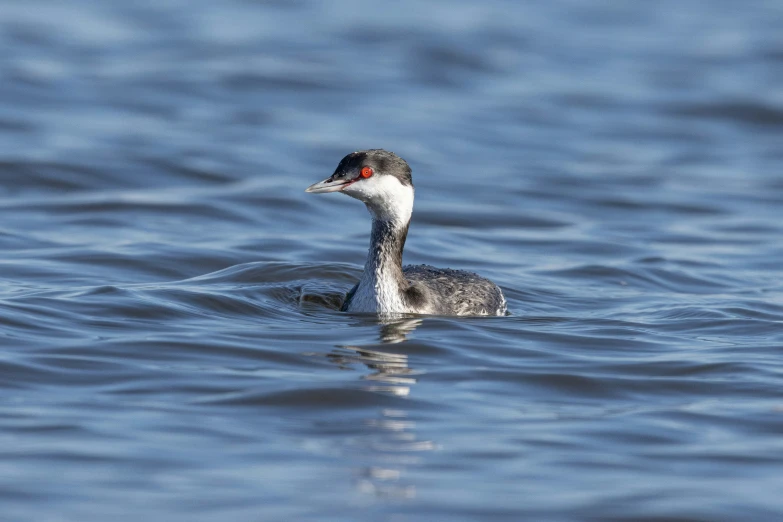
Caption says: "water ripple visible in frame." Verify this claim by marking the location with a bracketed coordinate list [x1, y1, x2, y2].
[1, 0, 782, 520]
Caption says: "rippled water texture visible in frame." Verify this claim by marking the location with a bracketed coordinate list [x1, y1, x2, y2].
[2, 0, 783, 520]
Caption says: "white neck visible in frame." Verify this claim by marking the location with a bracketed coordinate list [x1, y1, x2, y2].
[342, 175, 415, 314]
[346, 218, 411, 315]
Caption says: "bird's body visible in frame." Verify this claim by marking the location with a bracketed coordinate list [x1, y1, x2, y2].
[343, 265, 506, 316]
[306, 149, 507, 317]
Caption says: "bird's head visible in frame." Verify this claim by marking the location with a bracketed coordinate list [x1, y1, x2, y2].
[306, 149, 414, 225]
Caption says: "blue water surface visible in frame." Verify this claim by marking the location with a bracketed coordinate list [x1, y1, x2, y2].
[1, 0, 783, 520]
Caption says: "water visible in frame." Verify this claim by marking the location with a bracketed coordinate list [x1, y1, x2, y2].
[1, 0, 783, 520]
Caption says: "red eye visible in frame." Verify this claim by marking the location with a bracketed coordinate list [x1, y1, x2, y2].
[360, 166, 373, 178]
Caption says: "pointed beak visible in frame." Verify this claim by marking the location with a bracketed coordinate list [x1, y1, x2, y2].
[305, 177, 355, 194]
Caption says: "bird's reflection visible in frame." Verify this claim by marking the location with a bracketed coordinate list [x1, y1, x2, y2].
[327, 318, 421, 396]
[379, 318, 422, 344]
[325, 317, 433, 499]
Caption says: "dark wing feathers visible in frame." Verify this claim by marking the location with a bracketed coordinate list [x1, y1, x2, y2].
[403, 264, 506, 316]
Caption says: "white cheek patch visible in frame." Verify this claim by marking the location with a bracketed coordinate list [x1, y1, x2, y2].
[345, 176, 414, 225]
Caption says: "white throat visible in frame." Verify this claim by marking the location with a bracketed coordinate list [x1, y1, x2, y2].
[342, 176, 414, 314]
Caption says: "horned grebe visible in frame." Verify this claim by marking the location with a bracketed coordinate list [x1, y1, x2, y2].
[306, 149, 507, 316]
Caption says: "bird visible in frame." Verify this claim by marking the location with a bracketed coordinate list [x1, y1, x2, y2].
[306, 149, 507, 316]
